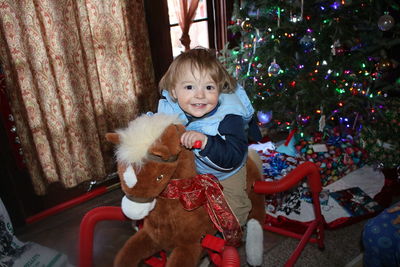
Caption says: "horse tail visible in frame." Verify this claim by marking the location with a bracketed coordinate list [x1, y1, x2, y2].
[248, 149, 263, 176]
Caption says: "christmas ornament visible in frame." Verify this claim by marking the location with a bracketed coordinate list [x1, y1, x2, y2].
[247, 5, 259, 17]
[319, 115, 326, 132]
[257, 110, 273, 124]
[290, 13, 301, 23]
[241, 19, 253, 32]
[268, 61, 281, 76]
[298, 115, 310, 125]
[299, 34, 314, 51]
[376, 58, 393, 73]
[334, 45, 347, 56]
[331, 40, 347, 56]
[378, 13, 395, 31]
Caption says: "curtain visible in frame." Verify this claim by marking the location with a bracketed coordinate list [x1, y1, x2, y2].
[174, 0, 200, 51]
[0, 0, 158, 195]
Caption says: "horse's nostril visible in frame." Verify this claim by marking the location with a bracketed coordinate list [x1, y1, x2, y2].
[156, 174, 164, 182]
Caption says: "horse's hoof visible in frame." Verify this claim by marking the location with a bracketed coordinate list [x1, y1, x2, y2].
[245, 219, 263, 266]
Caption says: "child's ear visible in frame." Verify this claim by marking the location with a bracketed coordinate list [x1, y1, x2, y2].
[171, 89, 177, 99]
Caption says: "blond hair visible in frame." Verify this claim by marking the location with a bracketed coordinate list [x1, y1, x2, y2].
[159, 47, 237, 99]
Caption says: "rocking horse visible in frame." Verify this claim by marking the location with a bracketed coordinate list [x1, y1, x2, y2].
[105, 113, 266, 266]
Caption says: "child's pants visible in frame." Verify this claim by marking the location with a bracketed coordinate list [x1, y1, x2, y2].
[220, 165, 252, 226]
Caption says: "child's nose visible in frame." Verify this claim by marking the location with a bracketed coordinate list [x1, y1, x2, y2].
[194, 88, 205, 98]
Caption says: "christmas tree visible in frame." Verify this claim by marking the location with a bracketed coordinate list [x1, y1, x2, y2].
[361, 97, 400, 168]
[223, 0, 400, 168]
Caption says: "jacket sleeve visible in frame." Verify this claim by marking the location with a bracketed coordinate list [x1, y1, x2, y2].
[198, 114, 248, 169]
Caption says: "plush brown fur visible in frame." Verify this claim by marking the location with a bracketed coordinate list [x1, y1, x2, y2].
[106, 121, 265, 267]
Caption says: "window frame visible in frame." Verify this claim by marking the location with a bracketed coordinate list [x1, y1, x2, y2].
[144, 0, 233, 83]
[167, 0, 215, 56]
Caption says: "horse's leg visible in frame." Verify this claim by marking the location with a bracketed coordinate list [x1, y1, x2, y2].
[114, 230, 161, 267]
[245, 149, 266, 266]
[165, 243, 203, 267]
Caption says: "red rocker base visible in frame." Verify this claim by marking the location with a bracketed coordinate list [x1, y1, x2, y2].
[79, 161, 324, 267]
[78, 206, 240, 267]
[253, 161, 326, 267]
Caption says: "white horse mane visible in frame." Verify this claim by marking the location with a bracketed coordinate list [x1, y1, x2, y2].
[116, 113, 183, 167]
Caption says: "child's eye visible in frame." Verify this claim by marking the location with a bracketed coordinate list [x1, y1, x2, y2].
[206, 85, 215, 90]
[184, 85, 193, 90]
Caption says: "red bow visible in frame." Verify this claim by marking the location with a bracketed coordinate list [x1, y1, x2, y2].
[160, 174, 242, 247]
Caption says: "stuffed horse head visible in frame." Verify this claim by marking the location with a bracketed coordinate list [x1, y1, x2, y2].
[106, 113, 266, 267]
[106, 113, 198, 220]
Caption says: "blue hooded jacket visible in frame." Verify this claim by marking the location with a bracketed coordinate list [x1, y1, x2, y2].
[158, 85, 255, 180]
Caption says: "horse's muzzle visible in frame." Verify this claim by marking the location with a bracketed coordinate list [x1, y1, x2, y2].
[126, 195, 155, 203]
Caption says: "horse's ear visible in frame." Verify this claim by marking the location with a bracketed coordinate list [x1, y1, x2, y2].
[148, 124, 181, 160]
[149, 144, 172, 161]
[105, 133, 120, 144]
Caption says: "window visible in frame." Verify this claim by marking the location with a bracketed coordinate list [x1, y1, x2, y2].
[143, 0, 233, 82]
[167, 0, 211, 57]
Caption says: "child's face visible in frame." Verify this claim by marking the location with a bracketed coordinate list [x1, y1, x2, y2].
[171, 66, 219, 118]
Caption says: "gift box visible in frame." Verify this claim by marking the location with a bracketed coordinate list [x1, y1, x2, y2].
[255, 130, 367, 215]
[260, 151, 303, 181]
[256, 147, 305, 215]
[295, 131, 368, 186]
[330, 187, 383, 216]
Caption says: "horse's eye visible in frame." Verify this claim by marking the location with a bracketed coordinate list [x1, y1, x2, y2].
[156, 174, 164, 182]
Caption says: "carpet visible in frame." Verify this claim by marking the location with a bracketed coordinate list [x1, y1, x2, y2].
[262, 220, 366, 267]
[1, 198, 73, 267]
[235, 219, 365, 266]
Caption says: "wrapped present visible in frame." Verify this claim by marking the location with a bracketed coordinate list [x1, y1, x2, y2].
[330, 187, 383, 216]
[255, 129, 367, 216]
[260, 151, 303, 181]
[257, 148, 304, 215]
[295, 131, 368, 186]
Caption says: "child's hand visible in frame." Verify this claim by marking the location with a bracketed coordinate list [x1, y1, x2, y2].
[181, 131, 207, 150]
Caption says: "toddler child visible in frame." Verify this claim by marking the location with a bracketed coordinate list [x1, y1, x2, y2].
[157, 47, 261, 226]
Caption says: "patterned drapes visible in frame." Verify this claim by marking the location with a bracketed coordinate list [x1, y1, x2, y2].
[0, 0, 158, 195]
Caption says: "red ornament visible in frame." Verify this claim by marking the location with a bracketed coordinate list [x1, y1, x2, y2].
[335, 46, 347, 55]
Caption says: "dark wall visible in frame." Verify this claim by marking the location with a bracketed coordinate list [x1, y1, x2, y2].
[0, 120, 25, 227]
[143, 0, 174, 86]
